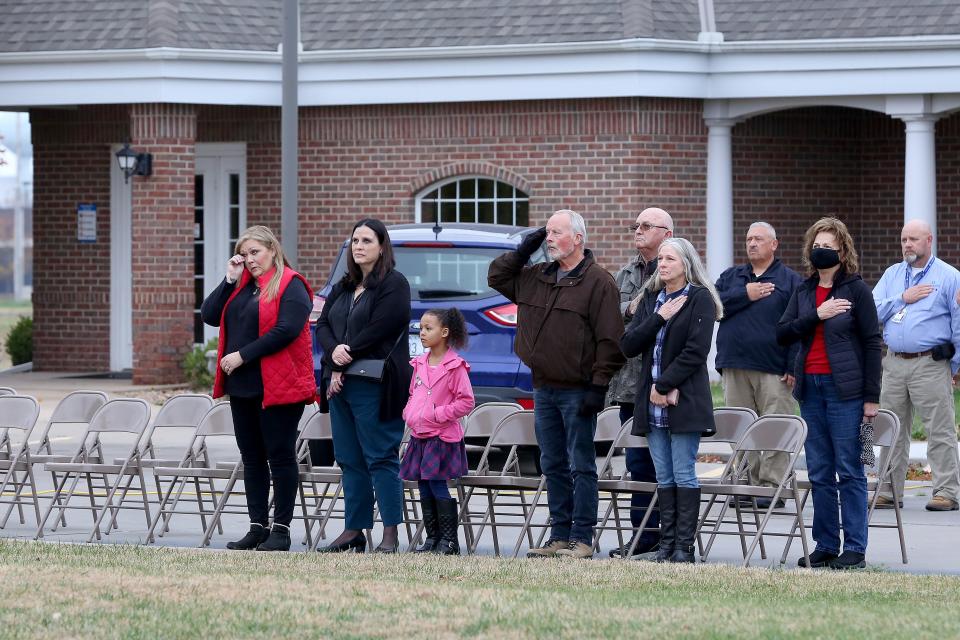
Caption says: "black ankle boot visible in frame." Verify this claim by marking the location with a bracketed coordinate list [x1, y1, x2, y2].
[434, 497, 460, 555]
[226, 523, 270, 550]
[415, 497, 440, 553]
[256, 523, 292, 551]
[653, 487, 677, 563]
[670, 487, 700, 564]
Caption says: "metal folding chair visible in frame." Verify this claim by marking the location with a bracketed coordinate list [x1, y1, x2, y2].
[698, 414, 810, 567]
[781, 409, 907, 564]
[147, 402, 244, 547]
[594, 419, 662, 558]
[24, 390, 109, 529]
[456, 410, 547, 557]
[35, 398, 153, 543]
[0, 395, 42, 528]
[294, 411, 346, 551]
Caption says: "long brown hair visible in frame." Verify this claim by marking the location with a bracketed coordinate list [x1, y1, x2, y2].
[340, 218, 396, 290]
[234, 225, 288, 301]
[801, 217, 859, 275]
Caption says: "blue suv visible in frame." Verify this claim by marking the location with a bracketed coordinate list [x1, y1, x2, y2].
[311, 223, 547, 407]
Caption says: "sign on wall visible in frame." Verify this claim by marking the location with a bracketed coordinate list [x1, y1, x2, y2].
[77, 203, 96, 243]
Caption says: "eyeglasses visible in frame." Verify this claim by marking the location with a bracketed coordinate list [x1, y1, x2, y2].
[629, 222, 671, 233]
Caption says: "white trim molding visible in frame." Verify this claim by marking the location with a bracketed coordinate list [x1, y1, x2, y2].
[7, 37, 960, 108]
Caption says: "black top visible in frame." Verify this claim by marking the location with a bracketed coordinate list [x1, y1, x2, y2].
[620, 284, 717, 436]
[315, 269, 412, 420]
[200, 276, 312, 398]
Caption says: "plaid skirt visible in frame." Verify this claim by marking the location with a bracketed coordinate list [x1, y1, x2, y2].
[399, 436, 468, 481]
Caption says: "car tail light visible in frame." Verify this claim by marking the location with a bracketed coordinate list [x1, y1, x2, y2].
[517, 397, 535, 410]
[309, 295, 326, 326]
[483, 303, 517, 326]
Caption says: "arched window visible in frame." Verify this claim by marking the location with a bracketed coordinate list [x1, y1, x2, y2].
[416, 176, 529, 226]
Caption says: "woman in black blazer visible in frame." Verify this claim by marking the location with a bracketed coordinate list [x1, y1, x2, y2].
[621, 237, 724, 563]
[315, 218, 412, 553]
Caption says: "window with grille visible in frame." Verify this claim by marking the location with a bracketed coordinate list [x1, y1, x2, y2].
[417, 177, 529, 226]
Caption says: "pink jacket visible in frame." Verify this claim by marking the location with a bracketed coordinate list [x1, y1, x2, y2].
[402, 349, 475, 442]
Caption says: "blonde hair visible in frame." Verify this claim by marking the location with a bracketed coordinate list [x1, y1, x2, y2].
[642, 237, 724, 320]
[234, 225, 288, 301]
[801, 217, 859, 275]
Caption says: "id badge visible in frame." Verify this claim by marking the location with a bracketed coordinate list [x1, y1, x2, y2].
[891, 309, 906, 324]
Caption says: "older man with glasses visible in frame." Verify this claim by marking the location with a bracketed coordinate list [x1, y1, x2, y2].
[606, 207, 674, 558]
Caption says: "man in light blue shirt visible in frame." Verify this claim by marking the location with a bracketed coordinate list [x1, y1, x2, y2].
[873, 219, 960, 512]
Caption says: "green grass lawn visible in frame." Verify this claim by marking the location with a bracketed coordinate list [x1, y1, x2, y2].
[0, 541, 957, 639]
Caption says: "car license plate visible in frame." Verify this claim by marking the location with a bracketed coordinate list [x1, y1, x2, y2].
[409, 334, 425, 357]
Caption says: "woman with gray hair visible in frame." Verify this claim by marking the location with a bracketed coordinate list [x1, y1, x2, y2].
[620, 237, 723, 563]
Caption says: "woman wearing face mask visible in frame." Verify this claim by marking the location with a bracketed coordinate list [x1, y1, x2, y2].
[777, 217, 882, 570]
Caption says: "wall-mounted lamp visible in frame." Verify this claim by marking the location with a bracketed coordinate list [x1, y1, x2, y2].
[115, 142, 152, 184]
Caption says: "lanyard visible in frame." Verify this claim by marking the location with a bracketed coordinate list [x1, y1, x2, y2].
[904, 256, 935, 292]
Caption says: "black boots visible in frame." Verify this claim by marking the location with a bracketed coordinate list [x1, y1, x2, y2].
[226, 522, 270, 550]
[653, 487, 677, 562]
[434, 498, 460, 555]
[256, 523, 292, 551]
[415, 497, 440, 553]
[670, 487, 700, 564]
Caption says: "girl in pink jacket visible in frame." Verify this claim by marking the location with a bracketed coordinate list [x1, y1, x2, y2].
[400, 307, 475, 555]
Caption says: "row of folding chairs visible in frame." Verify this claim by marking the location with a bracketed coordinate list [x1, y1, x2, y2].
[0, 389, 908, 563]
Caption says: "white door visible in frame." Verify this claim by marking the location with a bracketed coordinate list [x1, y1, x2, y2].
[110, 146, 133, 371]
[194, 144, 246, 345]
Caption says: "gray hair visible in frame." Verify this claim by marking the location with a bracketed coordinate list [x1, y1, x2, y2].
[643, 237, 724, 320]
[555, 209, 587, 244]
[748, 221, 777, 239]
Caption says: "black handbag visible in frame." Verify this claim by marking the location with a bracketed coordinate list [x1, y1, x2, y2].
[342, 333, 404, 382]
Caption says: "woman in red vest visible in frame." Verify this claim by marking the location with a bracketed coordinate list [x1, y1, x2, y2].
[201, 225, 316, 552]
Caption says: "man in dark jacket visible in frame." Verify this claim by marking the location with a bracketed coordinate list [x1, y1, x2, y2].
[607, 207, 673, 558]
[488, 209, 625, 559]
[715, 222, 802, 504]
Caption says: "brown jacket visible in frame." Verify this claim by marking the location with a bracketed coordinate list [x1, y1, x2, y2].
[488, 248, 625, 389]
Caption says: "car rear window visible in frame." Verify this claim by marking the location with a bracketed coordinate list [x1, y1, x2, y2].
[327, 244, 544, 301]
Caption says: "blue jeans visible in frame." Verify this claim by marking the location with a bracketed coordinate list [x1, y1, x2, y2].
[645, 428, 701, 488]
[330, 378, 405, 530]
[534, 387, 599, 545]
[800, 374, 868, 555]
[620, 404, 660, 539]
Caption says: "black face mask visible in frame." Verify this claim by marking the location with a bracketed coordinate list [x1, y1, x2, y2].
[809, 247, 841, 270]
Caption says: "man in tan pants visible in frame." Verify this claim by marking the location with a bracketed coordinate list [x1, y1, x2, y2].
[873, 220, 960, 511]
[714, 222, 802, 506]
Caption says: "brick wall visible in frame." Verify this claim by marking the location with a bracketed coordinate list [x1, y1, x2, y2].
[130, 104, 197, 385]
[30, 106, 128, 372]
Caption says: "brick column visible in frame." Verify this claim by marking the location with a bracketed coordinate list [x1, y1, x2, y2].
[130, 104, 196, 385]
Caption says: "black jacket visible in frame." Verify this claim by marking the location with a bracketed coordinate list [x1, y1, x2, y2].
[715, 258, 802, 376]
[621, 284, 717, 436]
[776, 270, 882, 403]
[315, 269, 412, 421]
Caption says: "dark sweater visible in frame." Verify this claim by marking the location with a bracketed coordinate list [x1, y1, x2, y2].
[200, 276, 311, 398]
[315, 269, 412, 420]
[715, 258, 803, 376]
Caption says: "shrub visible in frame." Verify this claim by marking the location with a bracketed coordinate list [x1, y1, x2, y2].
[5, 316, 32, 366]
[182, 337, 218, 391]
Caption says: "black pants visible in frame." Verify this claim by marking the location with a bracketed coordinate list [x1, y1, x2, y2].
[229, 396, 301, 527]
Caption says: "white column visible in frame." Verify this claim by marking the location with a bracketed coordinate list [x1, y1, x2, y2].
[902, 115, 939, 244]
[705, 118, 736, 281]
